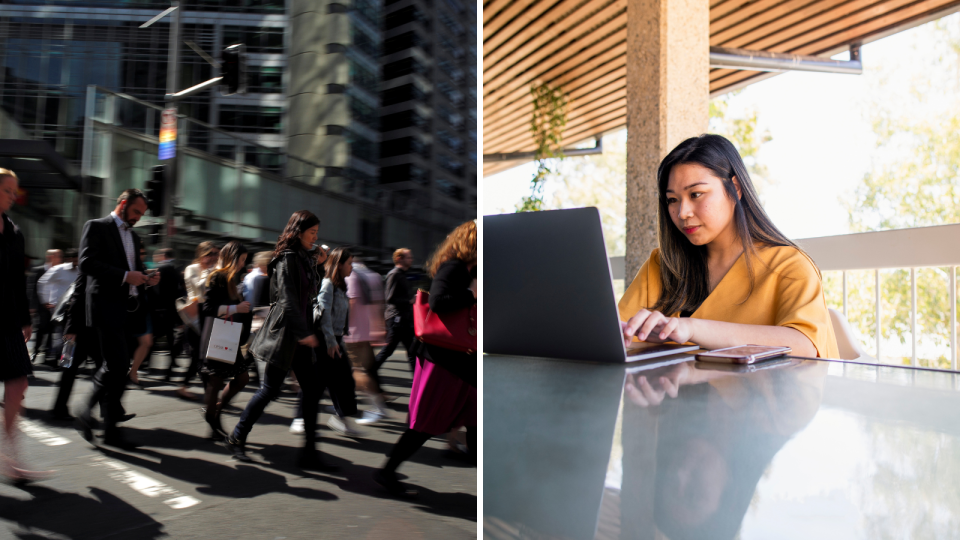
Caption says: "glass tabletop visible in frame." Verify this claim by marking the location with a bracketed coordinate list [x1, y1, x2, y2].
[483, 354, 960, 540]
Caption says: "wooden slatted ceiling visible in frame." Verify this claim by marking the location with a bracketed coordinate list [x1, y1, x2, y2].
[482, 0, 960, 177]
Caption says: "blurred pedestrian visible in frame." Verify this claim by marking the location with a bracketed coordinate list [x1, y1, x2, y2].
[128, 247, 154, 386]
[28, 248, 63, 363]
[0, 168, 52, 481]
[38, 247, 79, 363]
[228, 210, 338, 471]
[150, 248, 187, 378]
[75, 188, 160, 450]
[373, 248, 416, 376]
[317, 247, 364, 437]
[177, 241, 219, 400]
[345, 260, 390, 424]
[243, 251, 272, 306]
[51, 270, 102, 421]
[199, 241, 253, 440]
[375, 221, 477, 497]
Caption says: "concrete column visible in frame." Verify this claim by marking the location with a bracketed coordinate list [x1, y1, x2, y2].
[287, 0, 350, 176]
[624, 0, 709, 281]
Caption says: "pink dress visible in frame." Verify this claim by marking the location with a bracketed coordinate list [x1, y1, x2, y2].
[407, 358, 477, 435]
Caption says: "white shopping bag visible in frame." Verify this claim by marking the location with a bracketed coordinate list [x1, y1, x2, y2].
[201, 317, 243, 364]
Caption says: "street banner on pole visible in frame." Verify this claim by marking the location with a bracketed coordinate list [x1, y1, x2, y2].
[159, 107, 177, 160]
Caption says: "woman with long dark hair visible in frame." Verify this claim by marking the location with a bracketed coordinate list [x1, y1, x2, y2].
[200, 241, 252, 439]
[619, 134, 838, 396]
[0, 168, 51, 481]
[227, 210, 337, 471]
[375, 220, 477, 498]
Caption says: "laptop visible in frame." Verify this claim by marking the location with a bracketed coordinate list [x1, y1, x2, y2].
[484, 207, 699, 363]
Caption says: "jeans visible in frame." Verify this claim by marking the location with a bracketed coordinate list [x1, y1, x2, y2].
[233, 345, 325, 449]
[293, 335, 358, 419]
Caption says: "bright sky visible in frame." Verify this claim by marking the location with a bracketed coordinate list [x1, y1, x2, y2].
[482, 14, 960, 241]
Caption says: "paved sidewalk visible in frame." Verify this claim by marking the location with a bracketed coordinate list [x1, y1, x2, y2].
[0, 351, 476, 540]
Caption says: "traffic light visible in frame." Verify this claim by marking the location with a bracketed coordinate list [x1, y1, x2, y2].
[221, 44, 247, 96]
[146, 165, 165, 217]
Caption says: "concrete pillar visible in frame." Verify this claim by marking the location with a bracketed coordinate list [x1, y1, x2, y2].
[287, 0, 350, 173]
[624, 0, 709, 281]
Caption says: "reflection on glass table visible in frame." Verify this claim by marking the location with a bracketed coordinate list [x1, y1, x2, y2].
[484, 354, 960, 540]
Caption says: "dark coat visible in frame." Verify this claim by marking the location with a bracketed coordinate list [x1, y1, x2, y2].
[412, 259, 477, 387]
[78, 215, 146, 327]
[383, 266, 413, 321]
[27, 264, 47, 313]
[201, 272, 253, 347]
[0, 214, 31, 329]
[248, 248, 316, 371]
[150, 260, 185, 329]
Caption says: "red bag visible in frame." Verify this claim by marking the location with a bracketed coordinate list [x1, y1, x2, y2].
[413, 289, 477, 354]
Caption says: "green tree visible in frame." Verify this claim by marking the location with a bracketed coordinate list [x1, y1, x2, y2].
[709, 94, 774, 202]
[835, 19, 960, 368]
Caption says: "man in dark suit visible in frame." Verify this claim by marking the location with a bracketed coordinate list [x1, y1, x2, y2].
[150, 247, 186, 379]
[75, 189, 160, 448]
[28, 249, 62, 362]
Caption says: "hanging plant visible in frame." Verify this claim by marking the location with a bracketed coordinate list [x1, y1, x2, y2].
[517, 82, 567, 212]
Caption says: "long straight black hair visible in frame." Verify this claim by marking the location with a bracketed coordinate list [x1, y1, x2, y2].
[653, 134, 803, 316]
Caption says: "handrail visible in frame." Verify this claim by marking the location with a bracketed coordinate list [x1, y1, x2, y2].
[796, 223, 960, 271]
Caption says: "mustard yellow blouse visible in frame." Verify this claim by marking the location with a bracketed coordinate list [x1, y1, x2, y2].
[617, 245, 840, 358]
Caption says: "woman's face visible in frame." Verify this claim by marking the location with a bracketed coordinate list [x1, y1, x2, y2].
[665, 163, 741, 248]
[300, 224, 319, 250]
[341, 256, 353, 278]
[0, 175, 18, 215]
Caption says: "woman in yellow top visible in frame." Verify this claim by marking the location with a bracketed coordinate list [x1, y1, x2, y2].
[619, 134, 839, 363]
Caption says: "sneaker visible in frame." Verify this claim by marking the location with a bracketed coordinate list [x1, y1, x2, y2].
[289, 418, 305, 434]
[326, 415, 365, 438]
[355, 409, 386, 425]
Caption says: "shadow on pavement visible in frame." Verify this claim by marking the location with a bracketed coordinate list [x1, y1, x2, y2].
[97, 429, 339, 502]
[0, 485, 164, 540]
[317, 430, 477, 470]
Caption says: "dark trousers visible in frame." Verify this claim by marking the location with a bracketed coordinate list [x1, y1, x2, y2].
[233, 346, 325, 450]
[181, 326, 202, 384]
[373, 316, 414, 382]
[83, 326, 136, 437]
[155, 311, 184, 359]
[31, 307, 52, 358]
[294, 335, 358, 419]
[52, 327, 102, 415]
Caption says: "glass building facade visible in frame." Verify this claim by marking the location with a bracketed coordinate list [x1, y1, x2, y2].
[0, 0, 475, 263]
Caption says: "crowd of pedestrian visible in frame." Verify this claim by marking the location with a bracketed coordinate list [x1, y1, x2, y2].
[0, 170, 477, 495]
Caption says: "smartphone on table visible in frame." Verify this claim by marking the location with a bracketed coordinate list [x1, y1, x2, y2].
[695, 345, 791, 365]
